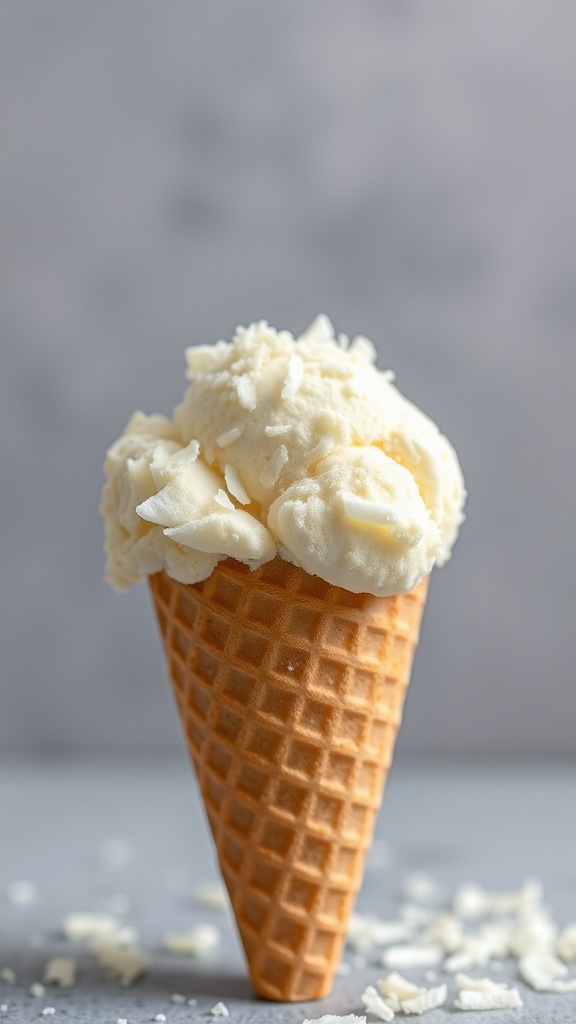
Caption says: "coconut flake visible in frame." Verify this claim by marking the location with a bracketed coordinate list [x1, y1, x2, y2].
[94, 945, 148, 986]
[381, 944, 443, 970]
[455, 989, 523, 1010]
[163, 923, 220, 957]
[341, 494, 402, 527]
[30, 983, 46, 997]
[195, 883, 229, 911]
[224, 466, 250, 505]
[259, 445, 289, 489]
[210, 1003, 229, 1017]
[217, 427, 243, 448]
[557, 924, 576, 962]
[43, 958, 76, 988]
[347, 914, 414, 953]
[400, 984, 447, 1015]
[214, 489, 234, 510]
[303, 1017, 366, 1024]
[281, 354, 304, 399]
[232, 373, 257, 411]
[360, 985, 394, 1022]
[379, 972, 425, 1004]
[63, 913, 122, 942]
[265, 424, 292, 436]
[454, 973, 508, 993]
[453, 879, 542, 919]
[519, 947, 576, 992]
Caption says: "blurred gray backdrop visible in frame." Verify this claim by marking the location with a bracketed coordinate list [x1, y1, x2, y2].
[1, 0, 575, 760]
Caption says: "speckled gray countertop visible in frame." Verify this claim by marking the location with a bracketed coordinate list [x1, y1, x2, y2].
[1, 758, 575, 1023]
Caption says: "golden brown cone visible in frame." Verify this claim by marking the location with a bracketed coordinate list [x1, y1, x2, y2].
[149, 556, 428, 1002]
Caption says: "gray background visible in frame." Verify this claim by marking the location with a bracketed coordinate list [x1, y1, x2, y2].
[1, 0, 575, 759]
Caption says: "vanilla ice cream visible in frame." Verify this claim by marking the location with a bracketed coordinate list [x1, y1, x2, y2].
[101, 315, 465, 596]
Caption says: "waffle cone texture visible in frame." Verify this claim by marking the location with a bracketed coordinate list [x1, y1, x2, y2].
[149, 557, 428, 1001]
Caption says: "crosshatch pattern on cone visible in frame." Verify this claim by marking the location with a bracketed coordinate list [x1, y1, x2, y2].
[149, 557, 428, 1001]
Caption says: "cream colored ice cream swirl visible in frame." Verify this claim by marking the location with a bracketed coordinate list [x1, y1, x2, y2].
[102, 316, 465, 595]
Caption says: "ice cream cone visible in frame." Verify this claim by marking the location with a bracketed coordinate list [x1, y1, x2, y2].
[149, 556, 428, 1002]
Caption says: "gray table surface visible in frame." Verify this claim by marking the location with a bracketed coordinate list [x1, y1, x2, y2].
[1, 757, 575, 1024]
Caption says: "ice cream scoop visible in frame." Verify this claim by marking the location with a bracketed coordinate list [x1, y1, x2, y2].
[102, 315, 465, 596]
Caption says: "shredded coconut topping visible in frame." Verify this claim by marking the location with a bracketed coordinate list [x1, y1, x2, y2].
[341, 494, 402, 527]
[224, 465, 250, 505]
[214, 488, 234, 510]
[281, 353, 304, 399]
[217, 427, 243, 447]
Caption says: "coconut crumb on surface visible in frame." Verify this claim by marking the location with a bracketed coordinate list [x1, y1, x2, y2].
[519, 947, 576, 992]
[30, 983, 46, 998]
[453, 879, 541, 919]
[303, 1016, 367, 1024]
[210, 1002, 229, 1017]
[360, 985, 394, 1022]
[348, 914, 413, 953]
[154, 1015, 166, 1021]
[170, 993, 186, 1004]
[43, 957, 76, 988]
[41, 1008, 55, 1016]
[163, 923, 220, 957]
[455, 989, 523, 1011]
[0, 970, 16, 986]
[63, 912, 121, 941]
[557, 924, 576, 962]
[7, 880, 37, 906]
[381, 944, 443, 970]
[400, 983, 447, 1015]
[116, 1018, 128, 1023]
[94, 945, 148, 986]
[0, 1004, 7, 1012]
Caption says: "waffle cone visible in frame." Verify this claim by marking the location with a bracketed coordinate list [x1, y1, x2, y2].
[149, 557, 428, 1001]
